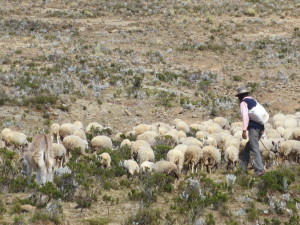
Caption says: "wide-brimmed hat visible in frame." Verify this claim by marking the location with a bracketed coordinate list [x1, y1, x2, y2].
[235, 86, 249, 97]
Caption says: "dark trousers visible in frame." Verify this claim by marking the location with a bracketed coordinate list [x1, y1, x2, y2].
[240, 128, 264, 174]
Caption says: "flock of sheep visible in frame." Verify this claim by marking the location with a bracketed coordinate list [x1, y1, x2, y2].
[0, 112, 300, 184]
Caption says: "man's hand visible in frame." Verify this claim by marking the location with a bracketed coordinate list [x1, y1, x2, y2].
[242, 130, 248, 139]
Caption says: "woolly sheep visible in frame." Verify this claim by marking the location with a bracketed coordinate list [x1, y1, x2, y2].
[120, 139, 131, 149]
[272, 113, 285, 122]
[167, 148, 184, 173]
[153, 160, 179, 179]
[230, 121, 243, 128]
[175, 120, 190, 133]
[190, 123, 206, 132]
[223, 138, 240, 153]
[133, 124, 155, 135]
[195, 131, 209, 141]
[184, 145, 203, 173]
[173, 144, 189, 155]
[224, 146, 239, 171]
[52, 143, 67, 168]
[91, 135, 113, 152]
[204, 136, 217, 147]
[276, 127, 285, 137]
[62, 135, 88, 156]
[122, 159, 139, 178]
[114, 132, 124, 142]
[59, 123, 78, 141]
[165, 129, 180, 143]
[283, 128, 294, 140]
[180, 137, 203, 147]
[293, 128, 300, 141]
[278, 140, 300, 163]
[73, 129, 87, 141]
[206, 123, 222, 134]
[214, 117, 230, 130]
[137, 131, 158, 146]
[137, 146, 155, 165]
[177, 130, 187, 139]
[266, 129, 281, 139]
[202, 146, 221, 173]
[154, 122, 172, 135]
[131, 140, 151, 160]
[259, 139, 280, 168]
[86, 122, 103, 134]
[73, 121, 84, 130]
[283, 118, 298, 129]
[50, 123, 60, 143]
[1, 128, 28, 151]
[98, 152, 111, 168]
[140, 161, 154, 174]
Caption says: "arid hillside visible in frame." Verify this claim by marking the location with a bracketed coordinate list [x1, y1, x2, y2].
[0, 0, 300, 225]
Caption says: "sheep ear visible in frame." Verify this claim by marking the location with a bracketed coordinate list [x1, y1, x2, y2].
[272, 141, 275, 145]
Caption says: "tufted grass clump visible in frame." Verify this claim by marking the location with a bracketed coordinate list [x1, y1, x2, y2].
[124, 207, 162, 225]
[31, 210, 61, 224]
[84, 217, 112, 225]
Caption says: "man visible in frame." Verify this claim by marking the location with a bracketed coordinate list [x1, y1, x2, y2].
[236, 86, 266, 176]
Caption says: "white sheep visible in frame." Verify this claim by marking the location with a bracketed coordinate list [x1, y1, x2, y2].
[224, 146, 239, 171]
[283, 118, 299, 129]
[206, 123, 222, 134]
[74, 121, 84, 130]
[173, 144, 189, 155]
[223, 138, 240, 153]
[266, 129, 281, 139]
[73, 129, 87, 141]
[62, 135, 88, 156]
[165, 129, 180, 143]
[177, 130, 187, 139]
[276, 127, 285, 137]
[137, 146, 155, 165]
[190, 123, 206, 132]
[259, 139, 280, 168]
[184, 145, 203, 173]
[195, 131, 209, 141]
[153, 160, 179, 179]
[293, 128, 300, 141]
[167, 148, 184, 173]
[86, 122, 103, 134]
[114, 132, 124, 142]
[122, 159, 140, 178]
[174, 119, 190, 133]
[50, 123, 60, 143]
[120, 139, 131, 149]
[272, 113, 285, 123]
[136, 130, 158, 146]
[1, 128, 28, 151]
[203, 136, 217, 147]
[98, 152, 111, 168]
[131, 140, 151, 160]
[154, 122, 172, 135]
[202, 146, 221, 173]
[91, 135, 113, 152]
[59, 123, 78, 141]
[214, 117, 230, 130]
[140, 161, 154, 174]
[283, 128, 294, 140]
[133, 124, 155, 135]
[278, 140, 300, 163]
[180, 137, 203, 147]
[52, 143, 67, 168]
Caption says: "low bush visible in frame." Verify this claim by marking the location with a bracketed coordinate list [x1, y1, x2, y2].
[124, 207, 162, 225]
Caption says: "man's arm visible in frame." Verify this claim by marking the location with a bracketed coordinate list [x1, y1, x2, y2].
[240, 101, 249, 139]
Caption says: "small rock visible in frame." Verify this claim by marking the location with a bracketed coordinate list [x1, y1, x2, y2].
[233, 209, 246, 217]
[124, 110, 132, 116]
[21, 204, 36, 213]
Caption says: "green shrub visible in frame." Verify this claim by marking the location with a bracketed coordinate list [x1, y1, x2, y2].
[54, 173, 77, 201]
[246, 202, 258, 222]
[206, 213, 216, 225]
[0, 199, 6, 215]
[153, 145, 172, 161]
[257, 167, 296, 200]
[284, 215, 300, 225]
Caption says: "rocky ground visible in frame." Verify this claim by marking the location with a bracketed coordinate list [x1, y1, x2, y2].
[0, 0, 300, 224]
